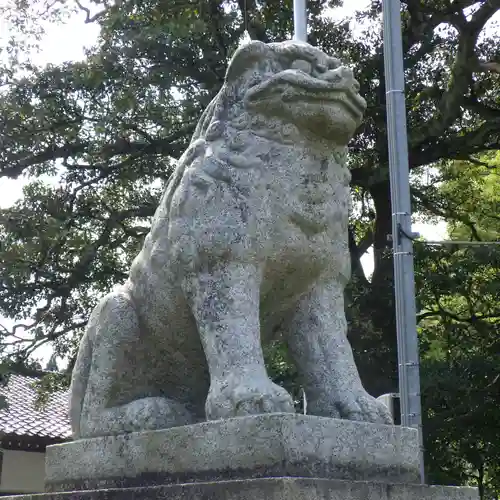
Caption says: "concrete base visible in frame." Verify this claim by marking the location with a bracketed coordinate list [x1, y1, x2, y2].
[45, 414, 421, 491]
[1, 478, 478, 500]
[1, 415, 477, 500]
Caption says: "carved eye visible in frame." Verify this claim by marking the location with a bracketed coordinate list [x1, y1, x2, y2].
[291, 59, 312, 74]
[328, 57, 341, 69]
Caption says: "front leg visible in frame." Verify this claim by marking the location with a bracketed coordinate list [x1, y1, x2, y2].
[182, 262, 295, 420]
[286, 278, 392, 424]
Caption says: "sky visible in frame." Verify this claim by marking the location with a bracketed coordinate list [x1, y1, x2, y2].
[0, 0, 448, 231]
[0, 0, 448, 365]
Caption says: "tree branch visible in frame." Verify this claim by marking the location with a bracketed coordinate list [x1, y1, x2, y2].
[410, 0, 500, 144]
[357, 229, 374, 256]
[476, 60, 500, 74]
[236, 0, 269, 42]
[73, 0, 109, 24]
[412, 187, 483, 241]
[1, 124, 195, 179]
[468, 0, 500, 31]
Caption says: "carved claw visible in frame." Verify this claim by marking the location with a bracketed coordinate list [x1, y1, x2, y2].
[205, 369, 295, 420]
[336, 390, 393, 425]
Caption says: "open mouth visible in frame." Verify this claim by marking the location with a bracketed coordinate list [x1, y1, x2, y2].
[286, 89, 366, 118]
[245, 70, 367, 119]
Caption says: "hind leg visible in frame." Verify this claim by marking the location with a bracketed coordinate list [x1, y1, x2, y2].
[78, 289, 195, 438]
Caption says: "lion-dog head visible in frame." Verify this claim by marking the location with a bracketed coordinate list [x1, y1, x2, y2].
[192, 40, 366, 147]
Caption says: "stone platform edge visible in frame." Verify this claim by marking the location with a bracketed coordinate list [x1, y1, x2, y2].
[45, 413, 420, 491]
[6, 478, 479, 500]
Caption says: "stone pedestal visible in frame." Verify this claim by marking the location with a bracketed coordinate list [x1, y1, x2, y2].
[45, 414, 420, 491]
[2, 415, 477, 500]
[3, 478, 479, 500]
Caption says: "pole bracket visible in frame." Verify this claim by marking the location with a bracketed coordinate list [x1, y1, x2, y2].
[398, 224, 420, 241]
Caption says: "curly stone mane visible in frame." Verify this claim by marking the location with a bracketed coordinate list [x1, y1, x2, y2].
[159, 40, 350, 236]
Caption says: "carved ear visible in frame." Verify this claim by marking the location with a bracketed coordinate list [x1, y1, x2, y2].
[224, 41, 274, 84]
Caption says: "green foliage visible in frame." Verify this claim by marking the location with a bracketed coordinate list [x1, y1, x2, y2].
[0, 362, 11, 410]
[1, 0, 499, 369]
[264, 340, 302, 409]
[414, 157, 500, 498]
[31, 370, 70, 410]
[0, 1, 500, 494]
[422, 357, 500, 497]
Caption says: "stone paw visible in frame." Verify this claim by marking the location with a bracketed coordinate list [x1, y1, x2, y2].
[336, 389, 393, 425]
[80, 397, 196, 438]
[132, 397, 196, 430]
[205, 368, 295, 420]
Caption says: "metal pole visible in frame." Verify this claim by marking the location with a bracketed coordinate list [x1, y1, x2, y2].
[382, 0, 425, 483]
[293, 0, 307, 42]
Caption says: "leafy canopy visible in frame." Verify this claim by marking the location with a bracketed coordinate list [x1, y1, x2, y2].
[0, 2, 499, 493]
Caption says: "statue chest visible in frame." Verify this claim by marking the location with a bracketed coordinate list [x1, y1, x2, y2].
[263, 156, 350, 226]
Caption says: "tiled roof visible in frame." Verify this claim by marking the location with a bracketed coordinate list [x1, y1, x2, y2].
[0, 374, 71, 440]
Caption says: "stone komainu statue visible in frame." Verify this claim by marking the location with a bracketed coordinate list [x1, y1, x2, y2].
[70, 40, 392, 439]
